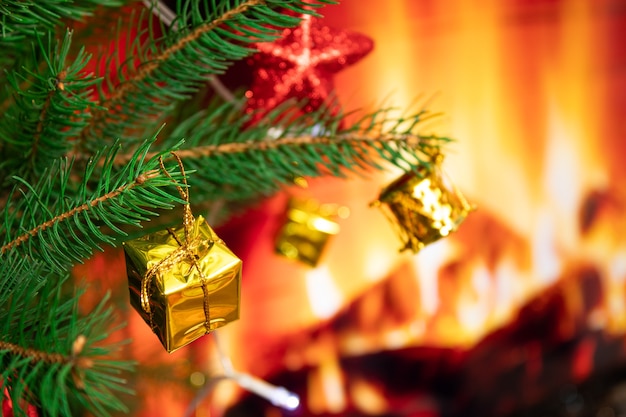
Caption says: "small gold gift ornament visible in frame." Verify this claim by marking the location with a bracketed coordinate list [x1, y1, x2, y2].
[123, 215, 242, 353]
[275, 198, 347, 267]
[373, 156, 473, 252]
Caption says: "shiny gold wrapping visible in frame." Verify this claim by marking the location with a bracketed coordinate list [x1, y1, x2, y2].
[275, 198, 341, 267]
[375, 165, 473, 253]
[123, 216, 242, 353]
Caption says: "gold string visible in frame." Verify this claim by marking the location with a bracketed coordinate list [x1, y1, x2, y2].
[158, 152, 193, 242]
[141, 152, 212, 332]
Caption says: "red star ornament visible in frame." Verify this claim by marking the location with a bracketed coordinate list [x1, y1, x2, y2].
[244, 14, 374, 122]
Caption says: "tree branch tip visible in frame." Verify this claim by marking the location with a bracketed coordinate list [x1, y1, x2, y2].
[136, 170, 160, 184]
[77, 357, 94, 369]
[72, 335, 87, 356]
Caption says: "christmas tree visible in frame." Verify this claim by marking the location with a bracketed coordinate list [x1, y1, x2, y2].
[0, 0, 465, 415]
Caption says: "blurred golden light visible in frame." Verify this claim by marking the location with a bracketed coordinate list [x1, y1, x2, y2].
[189, 372, 206, 387]
[350, 378, 388, 415]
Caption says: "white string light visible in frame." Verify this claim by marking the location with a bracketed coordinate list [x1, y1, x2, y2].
[182, 331, 300, 417]
[142, 0, 177, 28]
[213, 331, 300, 410]
[232, 372, 300, 410]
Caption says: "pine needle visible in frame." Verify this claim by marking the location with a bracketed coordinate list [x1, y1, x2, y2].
[0, 138, 187, 273]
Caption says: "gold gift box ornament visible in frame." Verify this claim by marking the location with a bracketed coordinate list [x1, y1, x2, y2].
[275, 198, 348, 267]
[123, 215, 242, 353]
[373, 155, 474, 252]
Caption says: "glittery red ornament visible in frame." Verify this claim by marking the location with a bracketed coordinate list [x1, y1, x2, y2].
[2, 389, 38, 417]
[244, 14, 374, 122]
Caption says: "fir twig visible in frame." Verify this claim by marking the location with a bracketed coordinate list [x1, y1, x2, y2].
[0, 262, 134, 417]
[0, 170, 160, 255]
[0, 138, 187, 273]
[143, 0, 240, 103]
[77, 0, 332, 150]
[0, 0, 123, 45]
[114, 133, 440, 163]
[0, 336, 90, 368]
[0, 335, 94, 393]
[0, 30, 100, 183]
[120, 99, 449, 203]
[111, 0, 259, 102]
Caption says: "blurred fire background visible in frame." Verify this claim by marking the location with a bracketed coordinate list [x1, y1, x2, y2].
[74, 0, 626, 416]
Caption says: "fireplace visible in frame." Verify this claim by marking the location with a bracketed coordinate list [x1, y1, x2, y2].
[208, 1, 626, 416]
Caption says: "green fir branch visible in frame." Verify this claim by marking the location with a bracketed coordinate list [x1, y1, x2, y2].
[0, 40, 37, 99]
[0, 0, 123, 46]
[0, 30, 100, 183]
[0, 259, 133, 417]
[114, 100, 449, 202]
[0, 138, 187, 273]
[78, 0, 334, 151]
